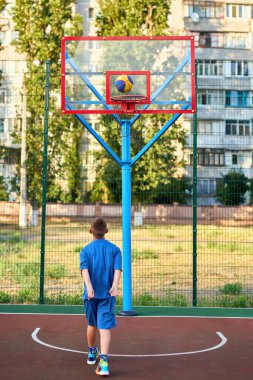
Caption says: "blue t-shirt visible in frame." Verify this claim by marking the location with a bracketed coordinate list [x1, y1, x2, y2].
[80, 239, 122, 299]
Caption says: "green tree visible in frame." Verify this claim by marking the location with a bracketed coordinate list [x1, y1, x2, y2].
[12, 1, 83, 224]
[96, 0, 170, 36]
[216, 170, 249, 206]
[60, 124, 83, 203]
[86, 115, 186, 204]
[0, 175, 8, 200]
[89, 0, 187, 204]
[0, 0, 7, 79]
[0, 1, 6, 14]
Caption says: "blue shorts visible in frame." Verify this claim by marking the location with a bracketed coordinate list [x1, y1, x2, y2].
[84, 297, 117, 329]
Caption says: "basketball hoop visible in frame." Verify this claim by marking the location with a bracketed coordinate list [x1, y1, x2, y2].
[110, 94, 147, 114]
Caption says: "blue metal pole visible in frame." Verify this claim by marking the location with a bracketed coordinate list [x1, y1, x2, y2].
[119, 119, 136, 316]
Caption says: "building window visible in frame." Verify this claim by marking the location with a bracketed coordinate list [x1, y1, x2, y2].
[239, 120, 250, 135]
[225, 33, 248, 48]
[0, 31, 18, 46]
[197, 179, 216, 195]
[0, 61, 7, 75]
[191, 120, 213, 134]
[232, 154, 238, 165]
[190, 149, 224, 166]
[228, 61, 249, 76]
[192, 32, 249, 49]
[88, 7, 94, 19]
[199, 33, 211, 47]
[226, 120, 237, 135]
[0, 119, 4, 133]
[198, 90, 223, 106]
[198, 121, 212, 134]
[199, 33, 224, 48]
[226, 91, 252, 107]
[198, 60, 223, 76]
[184, 1, 223, 18]
[190, 120, 222, 135]
[226, 4, 250, 19]
[0, 90, 5, 103]
[226, 120, 251, 135]
[198, 90, 211, 105]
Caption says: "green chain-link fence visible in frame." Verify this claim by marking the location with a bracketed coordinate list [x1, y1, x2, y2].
[0, 59, 252, 307]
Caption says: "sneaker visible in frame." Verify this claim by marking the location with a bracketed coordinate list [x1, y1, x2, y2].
[87, 347, 100, 365]
[95, 358, 109, 376]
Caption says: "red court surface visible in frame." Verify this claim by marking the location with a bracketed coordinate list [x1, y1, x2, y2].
[1, 312, 253, 380]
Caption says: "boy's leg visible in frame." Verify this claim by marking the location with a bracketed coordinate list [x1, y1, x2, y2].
[95, 330, 110, 376]
[87, 325, 97, 347]
[95, 298, 116, 376]
[84, 300, 100, 365]
[87, 325, 100, 365]
[99, 329, 111, 355]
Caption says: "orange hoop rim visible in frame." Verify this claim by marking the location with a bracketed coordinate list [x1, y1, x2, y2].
[110, 94, 147, 104]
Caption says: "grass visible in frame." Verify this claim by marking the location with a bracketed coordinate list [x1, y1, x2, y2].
[46, 264, 67, 279]
[218, 282, 243, 295]
[0, 223, 253, 306]
[132, 249, 159, 261]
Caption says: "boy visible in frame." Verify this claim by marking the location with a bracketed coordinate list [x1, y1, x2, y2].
[80, 218, 122, 376]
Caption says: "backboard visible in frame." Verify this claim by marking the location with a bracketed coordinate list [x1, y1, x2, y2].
[61, 36, 195, 115]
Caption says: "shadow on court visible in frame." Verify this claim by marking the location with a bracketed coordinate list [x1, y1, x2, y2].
[0, 313, 253, 380]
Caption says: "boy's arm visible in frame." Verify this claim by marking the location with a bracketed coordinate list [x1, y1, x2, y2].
[81, 269, 94, 299]
[109, 269, 121, 297]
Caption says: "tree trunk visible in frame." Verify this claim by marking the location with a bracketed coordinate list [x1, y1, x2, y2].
[29, 198, 39, 227]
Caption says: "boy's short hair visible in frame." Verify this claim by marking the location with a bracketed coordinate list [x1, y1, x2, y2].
[90, 218, 107, 237]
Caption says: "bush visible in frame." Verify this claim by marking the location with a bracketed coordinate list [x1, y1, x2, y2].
[45, 292, 83, 305]
[0, 175, 9, 201]
[198, 291, 253, 308]
[14, 288, 39, 303]
[0, 291, 11, 303]
[151, 178, 192, 205]
[219, 282, 243, 295]
[216, 170, 249, 205]
[131, 292, 188, 306]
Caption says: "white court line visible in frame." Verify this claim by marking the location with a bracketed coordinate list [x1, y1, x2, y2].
[31, 328, 227, 358]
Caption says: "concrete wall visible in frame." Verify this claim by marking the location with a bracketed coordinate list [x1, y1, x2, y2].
[1, 201, 252, 226]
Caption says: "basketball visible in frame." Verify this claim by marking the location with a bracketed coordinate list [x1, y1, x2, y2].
[115, 75, 134, 93]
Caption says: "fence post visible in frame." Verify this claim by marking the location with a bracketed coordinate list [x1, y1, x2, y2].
[192, 61, 198, 306]
[39, 60, 50, 304]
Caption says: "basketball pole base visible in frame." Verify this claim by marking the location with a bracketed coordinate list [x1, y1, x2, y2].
[118, 309, 137, 316]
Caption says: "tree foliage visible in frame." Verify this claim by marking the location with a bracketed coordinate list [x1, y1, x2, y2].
[12, 1, 83, 209]
[216, 170, 249, 206]
[89, 0, 187, 204]
[96, 0, 170, 36]
[86, 115, 186, 204]
[0, 0, 7, 79]
[0, 175, 8, 201]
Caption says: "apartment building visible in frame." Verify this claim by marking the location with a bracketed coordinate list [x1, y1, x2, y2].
[171, 0, 253, 204]
[75, 0, 102, 191]
[0, 0, 99, 199]
[1, 1, 253, 204]
[0, 0, 26, 199]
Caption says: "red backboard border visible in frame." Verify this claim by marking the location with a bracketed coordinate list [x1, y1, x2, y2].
[61, 36, 196, 115]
